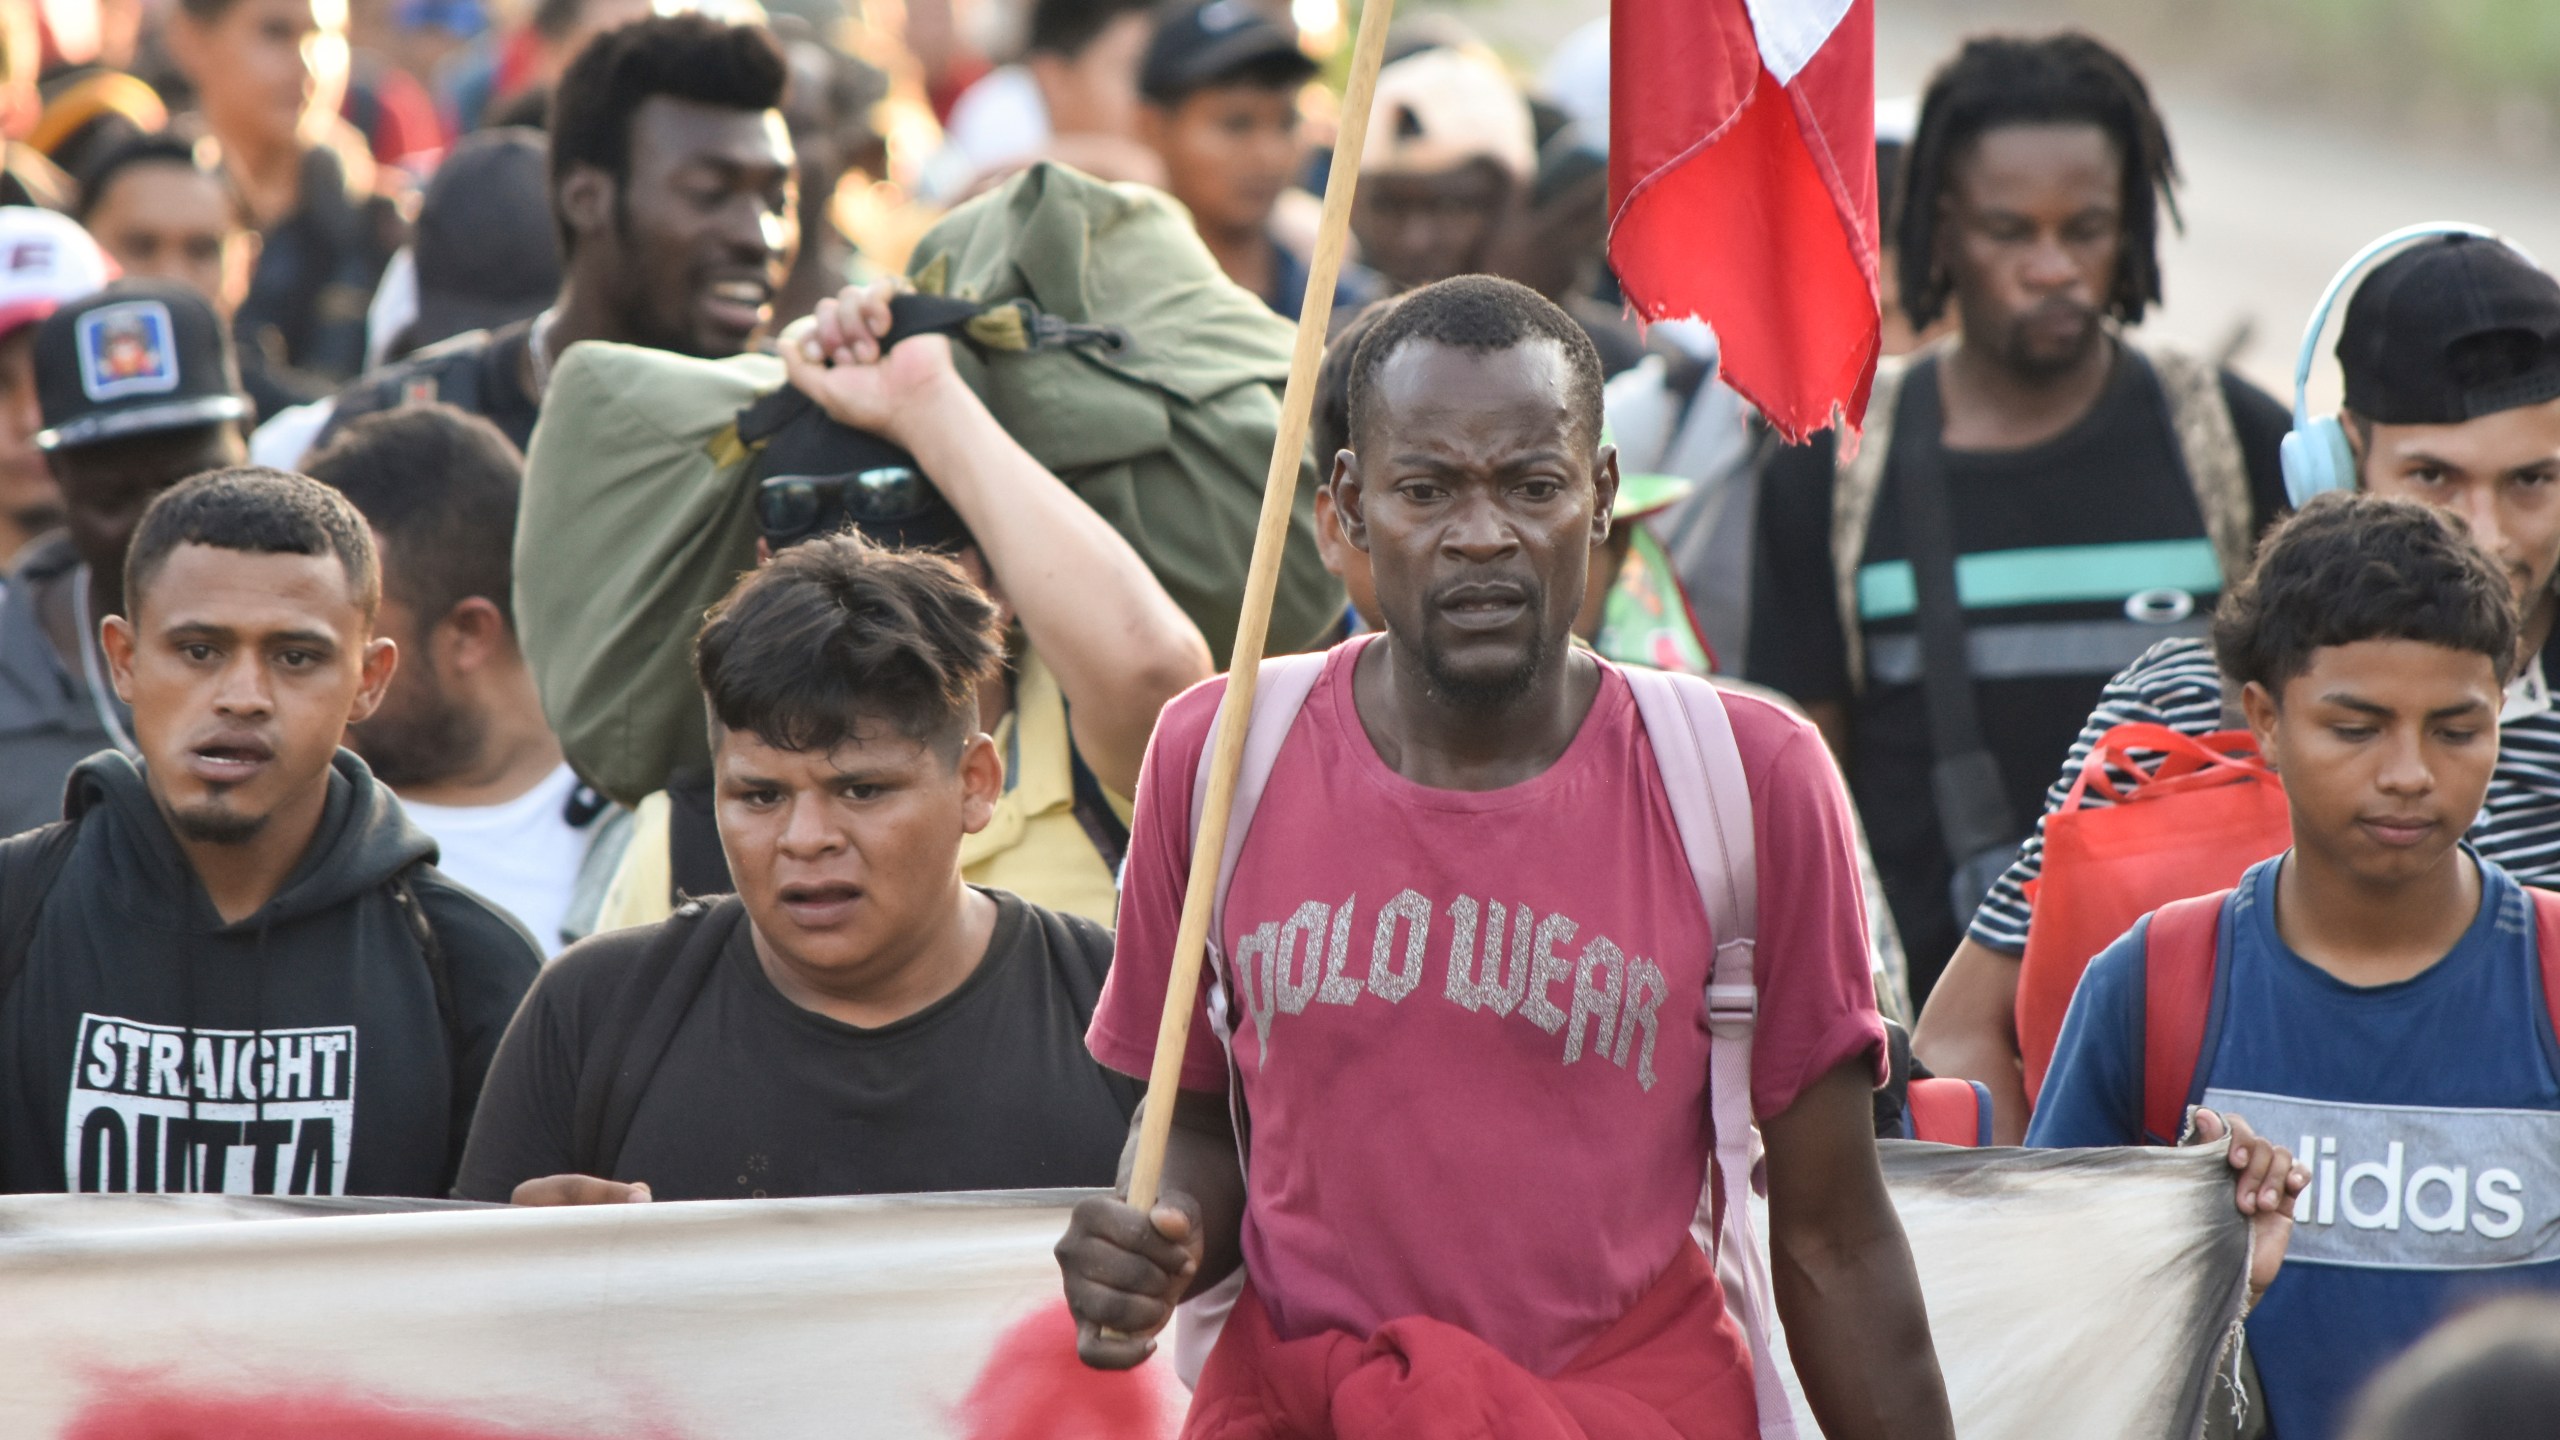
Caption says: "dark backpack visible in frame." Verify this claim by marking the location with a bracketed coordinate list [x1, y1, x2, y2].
[565, 895, 743, 1178]
[0, 822, 78, 1003]
[315, 324, 528, 454]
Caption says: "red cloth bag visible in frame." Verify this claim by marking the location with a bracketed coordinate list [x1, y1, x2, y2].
[1180, 1243, 1751, 1440]
[2017, 723, 2290, 1103]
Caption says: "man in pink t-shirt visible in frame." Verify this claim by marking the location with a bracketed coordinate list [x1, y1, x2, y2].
[1058, 276, 1957, 1438]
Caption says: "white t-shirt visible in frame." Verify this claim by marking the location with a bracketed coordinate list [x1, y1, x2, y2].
[924, 65, 1048, 200]
[400, 762, 589, 959]
[249, 397, 337, 472]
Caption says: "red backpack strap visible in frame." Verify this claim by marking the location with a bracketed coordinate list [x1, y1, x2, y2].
[2529, 889, 2560, 1056]
[1908, 1076, 1995, 1147]
[2141, 891, 2232, 1146]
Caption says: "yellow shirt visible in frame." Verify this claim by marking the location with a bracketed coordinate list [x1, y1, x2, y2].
[592, 649, 1128, 932]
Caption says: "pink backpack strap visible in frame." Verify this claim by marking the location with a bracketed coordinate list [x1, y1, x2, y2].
[1622, 666, 1795, 1440]
[1188, 646, 1338, 990]
[1168, 643, 1335, 1389]
[1179, 645, 1338, 1178]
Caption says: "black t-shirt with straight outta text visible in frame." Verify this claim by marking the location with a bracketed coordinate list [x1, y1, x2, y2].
[454, 888, 1141, 1202]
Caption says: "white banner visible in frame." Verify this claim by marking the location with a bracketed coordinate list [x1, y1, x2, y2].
[0, 1145, 2247, 1439]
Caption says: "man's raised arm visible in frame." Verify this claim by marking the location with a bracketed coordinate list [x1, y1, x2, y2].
[784, 280, 1214, 795]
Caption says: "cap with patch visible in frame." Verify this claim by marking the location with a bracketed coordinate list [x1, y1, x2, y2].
[0, 206, 113, 340]
[35, 280, 249, 452]
[2339, 234, 2560, 426]
[1140, 0, 1315, 105]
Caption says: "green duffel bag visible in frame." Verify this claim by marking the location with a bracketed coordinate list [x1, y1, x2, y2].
[517, 161, 1342, 807]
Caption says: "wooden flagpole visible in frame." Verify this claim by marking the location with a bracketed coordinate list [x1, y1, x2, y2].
[1122, 0, 1400, 1216]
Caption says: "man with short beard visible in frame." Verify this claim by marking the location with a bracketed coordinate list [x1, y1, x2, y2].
[1056, 276, 1962, 1436]
[0, 468, 538, 1197]
[1748, 33, 2292, 999]
[284, 12, 797, 461]
[309, 405, 623, 958]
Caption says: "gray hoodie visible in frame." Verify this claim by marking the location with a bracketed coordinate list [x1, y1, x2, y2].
[0, 749, 540, 1197]
[0, 536, 123, 838]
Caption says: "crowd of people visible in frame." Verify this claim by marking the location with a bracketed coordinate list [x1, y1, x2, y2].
[3, 0, 2559, 1436]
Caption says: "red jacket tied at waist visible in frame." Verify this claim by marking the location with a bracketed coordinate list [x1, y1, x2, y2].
[1181, 1243, 1760, 1440]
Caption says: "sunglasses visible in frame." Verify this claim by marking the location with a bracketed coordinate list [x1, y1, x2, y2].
[755, 467, 936, 547]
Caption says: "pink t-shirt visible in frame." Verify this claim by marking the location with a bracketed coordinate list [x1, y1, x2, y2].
[1089, 639, 1886, 1379]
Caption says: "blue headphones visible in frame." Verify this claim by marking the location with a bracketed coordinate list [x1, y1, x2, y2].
[2281, 221, 2532, 507]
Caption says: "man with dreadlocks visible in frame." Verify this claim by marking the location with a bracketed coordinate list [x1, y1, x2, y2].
[1747, 32, 2291, 1004]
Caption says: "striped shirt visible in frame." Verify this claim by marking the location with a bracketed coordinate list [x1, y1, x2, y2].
[1968, 634, 2560, 953]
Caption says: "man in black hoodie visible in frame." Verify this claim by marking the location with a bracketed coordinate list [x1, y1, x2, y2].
[0, 468, 540, 1198]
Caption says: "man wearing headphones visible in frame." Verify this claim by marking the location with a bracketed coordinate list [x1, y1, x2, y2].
[1917, 230, 2560, 1143]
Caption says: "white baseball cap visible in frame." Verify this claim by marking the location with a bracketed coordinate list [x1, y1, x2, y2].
[1362, 47, 1536, 184]
[0, 207, 115, 341]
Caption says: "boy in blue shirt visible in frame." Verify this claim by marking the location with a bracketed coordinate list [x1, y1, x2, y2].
[2033, 492, 2557, 1440]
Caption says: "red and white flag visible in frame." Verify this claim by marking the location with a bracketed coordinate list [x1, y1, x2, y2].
[1608, 0, 1879, 444]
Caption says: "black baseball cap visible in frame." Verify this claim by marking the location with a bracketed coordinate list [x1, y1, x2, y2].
[35, 280, 248, 452]
[1140, 0, 1316, 106]
[411, 127, 561, 352]
[2339, 234, 2560, 426]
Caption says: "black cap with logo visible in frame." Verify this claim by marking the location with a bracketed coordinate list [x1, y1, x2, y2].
[35, 280, 250, 452]
[2339, 234, 2560, 427]
[1140, 0, 1316, 106]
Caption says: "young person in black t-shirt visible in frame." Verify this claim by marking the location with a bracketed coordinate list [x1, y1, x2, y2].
[1748, 33, 2291, 999]
[0, 468, 541, 1198]
[456, 533, 1140, 1205]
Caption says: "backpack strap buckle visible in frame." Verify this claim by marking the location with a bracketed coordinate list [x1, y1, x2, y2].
[1706, 976, 1758, 1031]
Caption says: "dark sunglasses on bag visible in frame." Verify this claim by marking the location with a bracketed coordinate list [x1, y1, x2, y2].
[756, 466, 943, 550]
[738, 390, 969, 554]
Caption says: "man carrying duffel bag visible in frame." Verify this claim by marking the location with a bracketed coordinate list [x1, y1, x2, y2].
[514, 161, 1344, 813]
[1919, 227, 2560, 1142]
